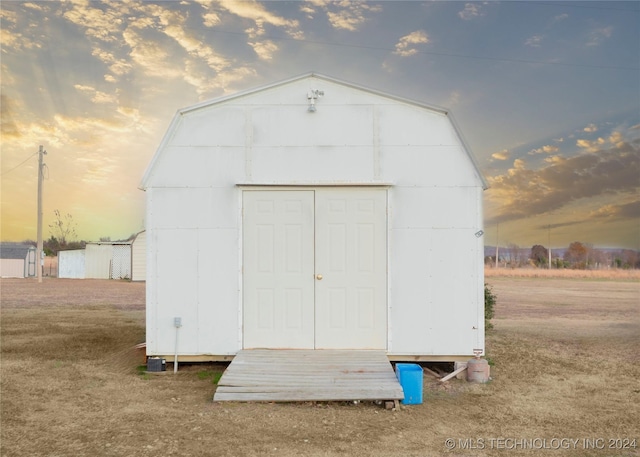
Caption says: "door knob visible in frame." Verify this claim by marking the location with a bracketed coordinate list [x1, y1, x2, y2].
[316, 274, 323, 280]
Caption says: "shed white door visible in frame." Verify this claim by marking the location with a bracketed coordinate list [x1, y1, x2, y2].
[243, 189, 387, 350]
[243, 191, 315, 349]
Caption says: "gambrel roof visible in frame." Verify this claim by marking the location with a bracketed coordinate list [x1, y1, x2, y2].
[141, 72, 488, 190]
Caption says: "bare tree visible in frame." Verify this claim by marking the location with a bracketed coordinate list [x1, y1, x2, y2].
[506, 243, 524, 267]
[48, 210, 77, 248]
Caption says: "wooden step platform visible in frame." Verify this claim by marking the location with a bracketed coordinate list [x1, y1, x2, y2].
[213, 349, 404, 402]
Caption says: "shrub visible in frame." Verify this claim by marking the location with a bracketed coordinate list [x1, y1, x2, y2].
[484, 284, 496, 330]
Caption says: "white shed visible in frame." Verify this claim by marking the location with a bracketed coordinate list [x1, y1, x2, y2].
[131, 230, 146, 282]
[58, 242, 133, 279]
[58, 249, 85, 279]
[141, 73, 488, 363]
[0, 243, 36, 278]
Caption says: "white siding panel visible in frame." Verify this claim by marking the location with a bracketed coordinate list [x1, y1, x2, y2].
[171, 108, 246, 146]
[0, 259, 26, 278]
[131, 231, 146, 282]
[390, 187, 479, 229]
[424, 229, 480, 355]
[389, 228, 480, 355]
[155, 229, 199, 354]
[146, 228, 158, 353]
[58, 250, 85, 279]
[197, 229, 241, 354]
[151, 187, 238, 229]
[251, 105, 373, 147]
[85, 244, 112, 279]
[388, 229, 431, 353]
[201, 187, 240, 229]
[380, 145, 482, 187]
[251, 146, 374, 183]
[147, 146, 245, 188]
[378, 106, 456, 146]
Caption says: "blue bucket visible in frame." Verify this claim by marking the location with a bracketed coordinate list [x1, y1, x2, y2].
[396, 363, 423, 405]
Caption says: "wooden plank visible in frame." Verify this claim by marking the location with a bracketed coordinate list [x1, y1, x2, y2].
[422, 366, 442, 379]
[388, 354, 472, 363]
[213, 349, 404, 402]
[214, 390, 403, 402]
[439, 365, 467, 383]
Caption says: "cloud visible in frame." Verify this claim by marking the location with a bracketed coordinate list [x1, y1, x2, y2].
[446, 90, 461, 107]
[576, 137, 605, 152]
[586, 26, 613, 47]
[326, 2, 382, 31]
[590, 201, 640, 220]
[249, 40, 279, 60]
[458, 3, 484, 20]
[300, 4, 316, 20]
[486, 136, 640, 223]
[216, 0, 300, 32]
[61, 1, 128, 43]
[525, 35, 544, 48]
[121, 28, 182, 80]
[181, 59, 256, 97]
[609, 130, 626, 148]
[0, 94, 20, 139]
[529, 145, 559, 155]
[0, 25, 40, 52]
[583, 123, 598, 133]
[543, 155, 564, 164]
[302, 0, 381, 31]
[535, 220, 583, 230]
[512, 158, 526, 170]
[59, 2, 254, 95]
[491, 149, 510, 161]
[23, 2, 45, 11]
[202, 12, 221, 27]
[393, 30, 429, 57]
[163, 22, 229, 71]
[91, 48, 132, 78]
[0, 8, 18, 25]
[73, 84, 116, 104]
[553, 13, 569, 23]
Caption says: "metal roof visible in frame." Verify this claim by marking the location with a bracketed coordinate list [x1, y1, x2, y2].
[0, 243, 35, 260]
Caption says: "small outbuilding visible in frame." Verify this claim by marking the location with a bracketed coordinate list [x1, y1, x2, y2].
[58, 241, 133, 279]
[58, 249, 85, 279]
[0, 243, 37, 278]
[131, 230, 146, 282]
[141, 73, 488, 363]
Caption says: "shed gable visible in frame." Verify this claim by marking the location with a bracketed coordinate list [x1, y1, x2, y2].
[141, 73, 487, 190]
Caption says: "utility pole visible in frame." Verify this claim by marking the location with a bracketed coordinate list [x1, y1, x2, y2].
[37, 145, 47, 283]
[548, 224, 552, 269]
[495, 223, 499, 269]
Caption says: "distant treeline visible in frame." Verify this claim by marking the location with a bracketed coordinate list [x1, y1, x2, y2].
[485, 242, 640, 270]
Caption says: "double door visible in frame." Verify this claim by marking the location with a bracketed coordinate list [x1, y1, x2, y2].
[243, 188, 387, 349]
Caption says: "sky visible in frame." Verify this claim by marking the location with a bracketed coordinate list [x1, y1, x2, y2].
[1, 0, 639, 250]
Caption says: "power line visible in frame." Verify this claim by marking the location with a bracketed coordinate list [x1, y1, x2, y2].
[208, 29, 639, 72]
[528, 2, 640, 13]
[1, 152, 38, 177]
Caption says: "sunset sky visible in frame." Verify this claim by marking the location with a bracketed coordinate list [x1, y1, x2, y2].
[1, 1, 638, 250]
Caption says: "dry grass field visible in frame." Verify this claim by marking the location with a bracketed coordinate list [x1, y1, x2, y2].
[1, 273, 639, 457]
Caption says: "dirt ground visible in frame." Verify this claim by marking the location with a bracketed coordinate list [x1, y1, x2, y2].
[1, 275, 639, 457]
